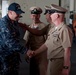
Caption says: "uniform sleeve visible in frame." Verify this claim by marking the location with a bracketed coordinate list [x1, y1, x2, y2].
[0, 22, 26, 54]
[23, 30, 30, 43]
[44, 40, 49, 48]
[60, 27, 73, 48]
[44, 35, 51, 50]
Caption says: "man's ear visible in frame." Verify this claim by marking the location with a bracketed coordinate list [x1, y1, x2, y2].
[57, 14, 60, 18]
[49, 14, 51, 18]
[55, 13, 59, 19]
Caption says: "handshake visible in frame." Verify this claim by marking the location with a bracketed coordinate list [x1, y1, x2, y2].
[26, 50, 35, 58]
[25, 50, 36, 62]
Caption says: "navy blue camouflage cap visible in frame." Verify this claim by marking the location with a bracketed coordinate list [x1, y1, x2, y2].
[30, 6, 42, 14]
[8, 2, 25, 14]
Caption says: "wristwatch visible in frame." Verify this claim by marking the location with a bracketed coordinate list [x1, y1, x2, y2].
[63, 66, 69, 69]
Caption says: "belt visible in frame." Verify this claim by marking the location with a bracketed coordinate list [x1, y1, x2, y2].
[50, 57, 64, 61]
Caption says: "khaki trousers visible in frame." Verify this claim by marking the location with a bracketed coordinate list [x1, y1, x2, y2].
[47, 58, 64, 75]
[35, 51, 48, 75]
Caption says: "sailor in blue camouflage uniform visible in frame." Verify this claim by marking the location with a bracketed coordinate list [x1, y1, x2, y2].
[0, 2, 26, 75]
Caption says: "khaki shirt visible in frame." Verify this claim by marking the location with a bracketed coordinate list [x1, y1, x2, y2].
[23, 22, 46, 50]
[46, 23, 55, 38]
[45, 22, 73, 59]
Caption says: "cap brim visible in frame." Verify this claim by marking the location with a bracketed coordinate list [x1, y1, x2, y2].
[15, 10, 25, 14]
[44, 10, 49, 15]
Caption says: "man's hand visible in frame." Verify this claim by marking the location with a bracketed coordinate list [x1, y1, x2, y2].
[25, 54, 30, 63]
[18, 22, 28, 31]
[26, 50, 35, 58]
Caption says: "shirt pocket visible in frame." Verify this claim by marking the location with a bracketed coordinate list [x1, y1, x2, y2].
[53, 33, 60, 45]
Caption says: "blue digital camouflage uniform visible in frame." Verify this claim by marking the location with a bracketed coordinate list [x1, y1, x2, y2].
[0, 15, 26, 75]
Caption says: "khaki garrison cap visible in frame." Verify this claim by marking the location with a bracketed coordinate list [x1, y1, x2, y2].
[50, 4, 67, 12]
[44, 4, 67, 15]
[44, 6, 51, 15]
[30, 6, 43, 14]
[44, 6, 51, 10]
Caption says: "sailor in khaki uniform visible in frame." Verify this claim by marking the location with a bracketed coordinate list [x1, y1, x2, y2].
[23, 6, 48, 75]
[27, 4, 73, 75]
[44, 6, 55, 37]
